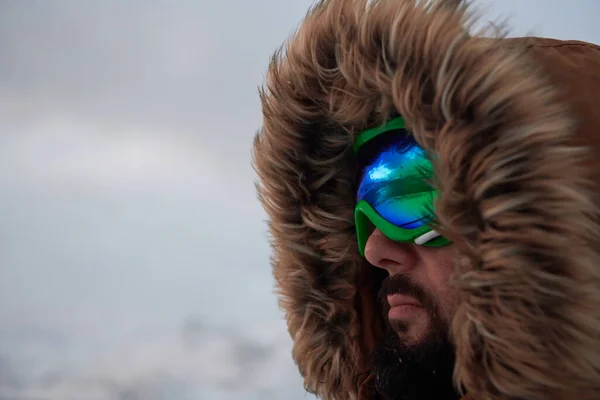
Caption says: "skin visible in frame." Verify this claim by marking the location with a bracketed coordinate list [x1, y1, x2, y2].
[364, 228, 461, 345]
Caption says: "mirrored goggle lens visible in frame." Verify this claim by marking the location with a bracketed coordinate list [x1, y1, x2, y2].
[356, 129, 435, 229]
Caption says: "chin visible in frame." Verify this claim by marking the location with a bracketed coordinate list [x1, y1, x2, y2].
[391, 315, 432, 345]
[400, 327, 433, 348]
[372, 316, 458, 400]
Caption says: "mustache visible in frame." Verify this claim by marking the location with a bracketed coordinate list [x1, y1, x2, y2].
[378, 274, 432, 312]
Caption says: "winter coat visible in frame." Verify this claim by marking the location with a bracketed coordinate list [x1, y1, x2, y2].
[253, 1, 600, 399]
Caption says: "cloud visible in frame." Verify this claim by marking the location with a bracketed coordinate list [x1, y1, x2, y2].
[0, 0, 314, 142]
[0, 318, 312, 400]
[0, 118, 233, 192]
[0, 1, 217, 122]
[472, 0, 600, 41]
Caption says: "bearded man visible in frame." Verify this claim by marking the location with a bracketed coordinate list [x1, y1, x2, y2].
[252, 1, 600, 399]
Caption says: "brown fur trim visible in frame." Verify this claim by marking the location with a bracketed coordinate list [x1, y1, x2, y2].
[252, 0, 600, 399]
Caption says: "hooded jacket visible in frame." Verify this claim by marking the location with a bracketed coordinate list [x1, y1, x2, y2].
[252, 1, 600, 399]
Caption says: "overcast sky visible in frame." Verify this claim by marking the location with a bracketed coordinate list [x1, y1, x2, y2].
[0, 1, 599, 399]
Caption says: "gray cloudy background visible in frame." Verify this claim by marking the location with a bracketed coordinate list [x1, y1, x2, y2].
[0, 1, 598, 399]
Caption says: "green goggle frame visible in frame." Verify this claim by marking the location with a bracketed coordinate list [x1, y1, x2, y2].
[353, 116, 451, 256]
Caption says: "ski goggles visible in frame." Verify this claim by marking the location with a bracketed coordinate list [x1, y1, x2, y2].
[354, 117, 451, 257]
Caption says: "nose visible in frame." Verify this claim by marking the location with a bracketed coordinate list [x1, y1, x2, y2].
[363, 228, 418, 274]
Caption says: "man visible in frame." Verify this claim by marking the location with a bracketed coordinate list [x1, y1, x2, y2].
[252, 1, 600, 399]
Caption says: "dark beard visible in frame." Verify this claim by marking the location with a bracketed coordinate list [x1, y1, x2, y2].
[371, 274, 460, 400]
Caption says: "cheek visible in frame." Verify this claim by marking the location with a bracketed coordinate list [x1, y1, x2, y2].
[425, 253, 461, 319]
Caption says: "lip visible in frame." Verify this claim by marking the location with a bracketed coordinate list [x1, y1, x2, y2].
[387, 294, 421, 308]
[387, 295, 422, 319]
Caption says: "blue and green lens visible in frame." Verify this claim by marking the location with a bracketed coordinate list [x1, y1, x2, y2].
[354, 117, 450, 256]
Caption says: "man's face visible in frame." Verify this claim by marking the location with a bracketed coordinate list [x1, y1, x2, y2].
[364, 228, 460, 346]
[365, 228, 462, 399]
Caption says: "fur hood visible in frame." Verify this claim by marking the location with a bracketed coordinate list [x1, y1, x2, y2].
[252, 1, 600, 399]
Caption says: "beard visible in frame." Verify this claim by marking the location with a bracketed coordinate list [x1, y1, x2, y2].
[371, 274, 460, 400]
